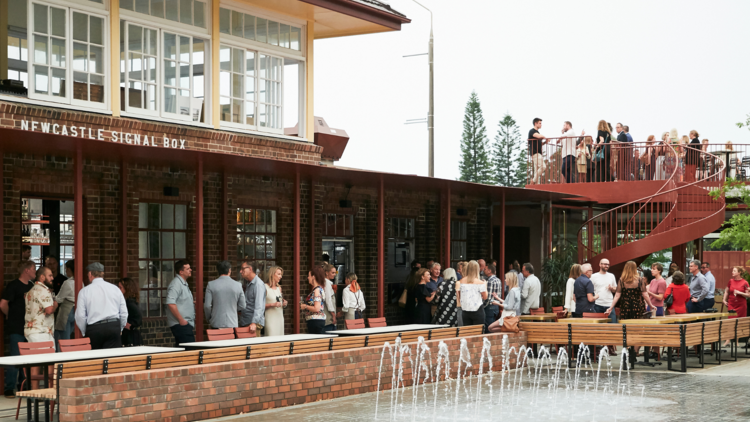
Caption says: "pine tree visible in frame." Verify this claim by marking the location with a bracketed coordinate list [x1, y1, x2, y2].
[492, 113, 525, 187]
[458, 92, 493, 184]
[515, 152, 529, 187]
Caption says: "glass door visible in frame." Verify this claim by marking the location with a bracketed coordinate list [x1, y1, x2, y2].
[21, 197, 75, 270]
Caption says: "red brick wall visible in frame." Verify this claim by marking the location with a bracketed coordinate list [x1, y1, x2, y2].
[57, 332, 526, 422]
[0, 102, 323, 165]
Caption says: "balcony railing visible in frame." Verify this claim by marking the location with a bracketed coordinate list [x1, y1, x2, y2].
[705, 143, 750, 180]
[526, 137, 722, 185]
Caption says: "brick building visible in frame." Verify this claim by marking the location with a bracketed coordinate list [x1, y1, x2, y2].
[0, 0, 581, 350]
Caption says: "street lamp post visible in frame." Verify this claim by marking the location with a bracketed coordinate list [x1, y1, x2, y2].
[412, 0, 434, 177]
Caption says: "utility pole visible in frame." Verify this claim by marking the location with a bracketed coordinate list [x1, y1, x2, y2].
[412, 0, 434, 177]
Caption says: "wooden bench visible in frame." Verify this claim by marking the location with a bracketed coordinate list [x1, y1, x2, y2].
[520, 317, 750, 372]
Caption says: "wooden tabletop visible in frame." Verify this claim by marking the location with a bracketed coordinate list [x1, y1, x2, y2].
[519, 314, 558, 321]
[661, 313, 728, 322]
[327, 324, 448, 336]
[620, 318, 674, 325]
[0, 346, 184, 367]
[180, 333, 337, 348]
[556, 318, 610, 324]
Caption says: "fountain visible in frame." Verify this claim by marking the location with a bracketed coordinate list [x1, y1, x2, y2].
[238, 334, 750, 421]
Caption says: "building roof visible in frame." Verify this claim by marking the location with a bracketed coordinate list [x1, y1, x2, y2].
[352, 0, 407, 18]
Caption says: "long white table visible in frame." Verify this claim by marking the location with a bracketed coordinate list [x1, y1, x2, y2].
[180, 333, 337, 349]
[0, 346, 184, 368]
[327, 324, 449, 336]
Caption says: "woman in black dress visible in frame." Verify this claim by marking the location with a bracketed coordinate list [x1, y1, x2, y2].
[406, 268, 435, 324]
[119, 278, 143, 346]
[593, 120, 612, 182]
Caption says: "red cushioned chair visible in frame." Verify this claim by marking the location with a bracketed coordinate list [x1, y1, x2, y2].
[530, 308, 546, 315]
[234, 326, 256, 339]
[16, 341, 56, 420]
[58, 338, 91, 353]
[367, 317, 386, 328]
[207, 328, 235, 341]
[345, 319, 365, 329]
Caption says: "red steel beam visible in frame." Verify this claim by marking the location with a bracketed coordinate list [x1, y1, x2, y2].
[500, 191, 505, 298]
[222, 171, 228, 260]
[0, 146, 4, 386]
[120, 160, 127, 278]
[309, 179, 315, 270]
[294, 171, 301, 333]
[377, 176, 384, 318]
[74, 142, 83, 338]
[195, 156, 204, 341]
[444, 185, 451, 269]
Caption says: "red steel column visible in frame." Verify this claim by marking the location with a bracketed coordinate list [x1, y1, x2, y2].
[499, 191, 505, 298]
[120, 160, 128, 278]
[377, 176, 384, 318]
[293, 172, 301, 333]
[444, 185, 451, 268]
[221, 171, 228, 260]
[74, 143, 83, 338]
[0, 146, 4, 386]
[309, 179, 315, 269]
[195, 156, 204, 341]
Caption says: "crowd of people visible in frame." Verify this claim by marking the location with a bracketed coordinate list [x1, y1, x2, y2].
[528, 118, 726, 184]
[564, 258, 749, 328]
[401, 258, 543, 332]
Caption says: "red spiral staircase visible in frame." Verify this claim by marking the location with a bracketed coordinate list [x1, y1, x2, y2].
[576, 142, 726, 272]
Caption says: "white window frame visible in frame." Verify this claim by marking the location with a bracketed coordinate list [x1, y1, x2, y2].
[121, 21, 161, 118]
[119, 12, 212, 124]
[161, 30, 206, 122]
[27, 0, 110, 110]
[218, 45, 256, 130]
[218, 2, 306, 138]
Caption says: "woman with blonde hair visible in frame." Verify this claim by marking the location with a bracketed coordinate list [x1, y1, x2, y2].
[593, 120, 612, 182]
[458, 260, 488, 327]
[341, 273, 365, 321]
[564, 264, 582, 315]
[487, 271, 519, 333]
[605, 261, 654, 320]
[264, 266, 287, 336]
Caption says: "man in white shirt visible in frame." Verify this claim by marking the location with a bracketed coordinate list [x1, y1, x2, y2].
[520, 263, 541, 315]
[560, 121, 584, 183]
[591, 258, 617, 322]
[75, 262, 128, 350]
[323, 264, 338, 332]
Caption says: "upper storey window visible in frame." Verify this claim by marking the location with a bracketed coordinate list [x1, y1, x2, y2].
[120, 0, 207, 29]
[1, 0, 109, 110]
[219, 8, 301, 52]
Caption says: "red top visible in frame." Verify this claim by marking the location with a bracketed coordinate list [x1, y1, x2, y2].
[727, 278, 749, 309]
[665, 284, 691, 314]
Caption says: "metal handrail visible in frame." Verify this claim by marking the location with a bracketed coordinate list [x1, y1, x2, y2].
[576, 141, 726, 262]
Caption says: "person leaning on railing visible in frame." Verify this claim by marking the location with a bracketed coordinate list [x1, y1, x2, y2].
[684, 130, 702, 182]
[593, 120, 612, 182]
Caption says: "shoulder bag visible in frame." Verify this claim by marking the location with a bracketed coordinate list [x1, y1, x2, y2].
[500, 315, 520, 333]
[398, 287, 408, 308]
[354, 290, 363, 319]
[664, 288, 674, 307]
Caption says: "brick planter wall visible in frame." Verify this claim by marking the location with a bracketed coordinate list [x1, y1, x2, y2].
[58, 332, 526, 422]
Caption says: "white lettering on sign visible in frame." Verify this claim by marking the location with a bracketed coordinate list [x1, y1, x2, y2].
[19, 119, 187, 150]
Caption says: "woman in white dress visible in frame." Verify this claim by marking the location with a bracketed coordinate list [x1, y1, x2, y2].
[564, 264, 581, 316]
[342, 273, 366, 320]
[264, 266, 287, 337]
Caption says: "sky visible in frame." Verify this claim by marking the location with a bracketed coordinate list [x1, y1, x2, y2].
[313, 0, 750, 180]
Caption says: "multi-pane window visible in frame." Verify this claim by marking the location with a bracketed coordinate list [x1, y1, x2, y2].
[450, 220, 467, 269]
[138, 203, 187, 317]
[26, 2, 107, 107]
[387, 217, 414, 239]
[219, 8, 301, 51]
[258, 54, 282, 129]
[219, 46, 255, 125]
[121, 22, 158, 113]
[72, 12, 105, 103]
[323, 213, 353, 238]
[219, 45, 281, 130]
[163, 32, 205, 121]
[120, 0, 207, 29]
[236, 208, 276, 267]
[120, 22, 207, 122]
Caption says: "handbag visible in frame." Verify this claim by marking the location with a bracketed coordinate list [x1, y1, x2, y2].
[664, 291, 674, 307]
[398, 287, 408, 308]
[594, 148, 605, 162]
[500, 315, 520, 333]
[354, 290, 363, 319]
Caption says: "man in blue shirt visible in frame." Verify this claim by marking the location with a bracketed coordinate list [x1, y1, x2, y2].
[700, 262, 716, 311]
[573, 263, 598, 317]
[686, 260, 710, 313]
[624, 125, 633, 142]
[166, 260, 195, 347]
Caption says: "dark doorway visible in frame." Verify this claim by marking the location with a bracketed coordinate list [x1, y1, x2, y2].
[505, 226, 530, 270]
